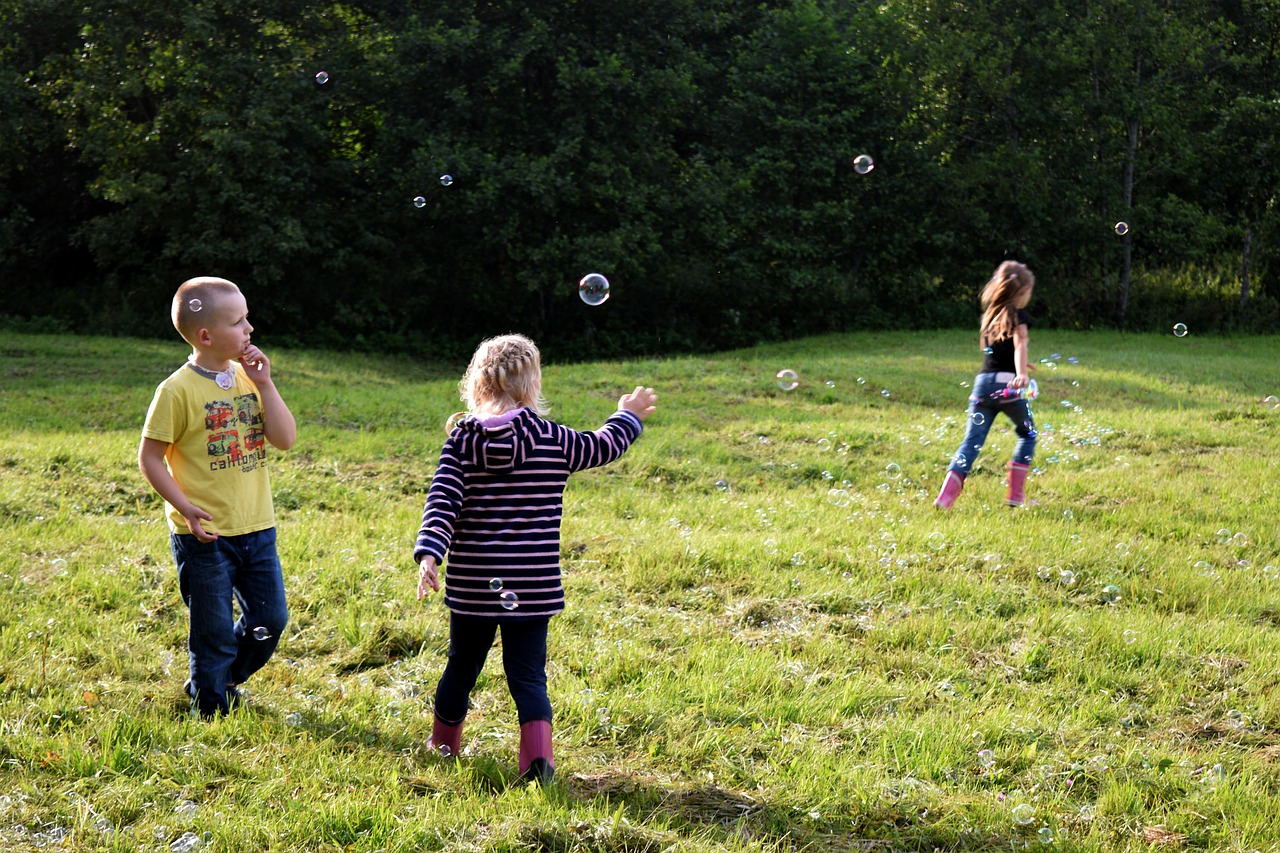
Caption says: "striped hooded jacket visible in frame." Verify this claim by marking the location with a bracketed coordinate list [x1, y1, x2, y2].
[413, 406, 644, 619]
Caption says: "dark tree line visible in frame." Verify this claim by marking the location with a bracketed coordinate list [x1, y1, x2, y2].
[2, 0, 1277, 358]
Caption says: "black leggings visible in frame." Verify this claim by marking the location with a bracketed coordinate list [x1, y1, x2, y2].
[433, 613, 552, 725]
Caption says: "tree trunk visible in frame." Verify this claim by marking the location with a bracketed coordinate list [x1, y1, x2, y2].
[1240, 227, 1252, 325]
[1117, 113, 1137, 327]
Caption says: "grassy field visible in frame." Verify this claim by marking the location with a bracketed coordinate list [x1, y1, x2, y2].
[1, 329, 1278, 852]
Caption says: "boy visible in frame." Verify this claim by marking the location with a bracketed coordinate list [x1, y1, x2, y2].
[139, 276, 297, 718]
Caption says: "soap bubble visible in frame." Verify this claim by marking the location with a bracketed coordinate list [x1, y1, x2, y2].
[1068, 356, 1079, 364]
[1265, 395, 1279, 409]
[852, 154, 875, 174]
[1227, 709, 1245, 729]
[1114, 541, 1130, 556]
[790, 553, 805, 566]
[412, 196, 426, 208]
[170, 832, 203, 853]
[1102, 584, 1122, 605]
[977, 749, 995, 767]
[885, 462, 902, 479]
[252, 626, 272, 641]
[1231, 531, 1249, 547]
[1114, 221, 1129, 236]
[489, 578, 504, 592]
[1024, 378, 1039, 399]
[1123, 629, 1138, 645]
[825, 379, 836, 388]
[1037, 826, 1056, 844]
[827, 488, 851, 507]
[314, 71, 329, 85]
[1063, 510, 1074, 520]
[435, 742, 453, 758]
[763, 538, 778, 555]
[578, 273, 610, 306]
[1012, 803, 1035, 825]
[1037, 566, 1052, 580]
[1173, 322, 1188, 337]
[880, 389, 890, 398]
[857, 377, 866, 385]
[776, 369, 800, 391]
[1216, 528, 1233, 544]
[714, 479, 729, 491]
[927, 532, 946, 550]
[970, 412, 986, 426]
[285, 712, 303, 726]
[439, 174, 454, 186]
[499, 591, 519, 611]
[816, 438, 831, 451]
[188, 298, 203, 312]
[1060, 569, 1076, 586]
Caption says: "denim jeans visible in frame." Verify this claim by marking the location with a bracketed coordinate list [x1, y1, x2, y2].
[434, 614, 552, 726]
[171, 527, 288, 715]
[947, 372, 1037, 477]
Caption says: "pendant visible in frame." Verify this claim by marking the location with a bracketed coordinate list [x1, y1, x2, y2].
[216, 368, 234, 390]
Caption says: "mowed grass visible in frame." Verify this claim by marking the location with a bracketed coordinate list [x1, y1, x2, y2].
[1, 329, 1278, 852]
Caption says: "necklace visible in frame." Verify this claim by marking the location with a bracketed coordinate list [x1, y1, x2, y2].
[187, 359, 235, 390]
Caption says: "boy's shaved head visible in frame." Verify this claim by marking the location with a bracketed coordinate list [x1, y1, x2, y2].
[172, 277, 242, 345]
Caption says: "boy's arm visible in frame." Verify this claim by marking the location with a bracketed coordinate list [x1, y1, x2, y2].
[241, 345, 297, 450]
[138, 437, 218, 542]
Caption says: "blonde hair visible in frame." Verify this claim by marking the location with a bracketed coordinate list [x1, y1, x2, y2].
[172, 277, 242, 345]
[453, 334, 548, 426]
[979, 261, 1035, 346]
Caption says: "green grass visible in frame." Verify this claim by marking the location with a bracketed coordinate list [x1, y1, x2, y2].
[1, 329, 1279, 852]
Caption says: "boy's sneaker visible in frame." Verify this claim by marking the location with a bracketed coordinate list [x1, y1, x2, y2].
[186, 681, 244, 719]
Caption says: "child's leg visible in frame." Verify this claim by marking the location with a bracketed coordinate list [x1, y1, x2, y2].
[937, 379, 998, 508]
[172, 534, 239, 717]
[500, 618, 554, 782]
[434, 614, 497, 727]
[226, 528, 289, 688]
[1007, 399, 1038, 465]
[1004, 400, 1037, 507]
[948, 388, 999, 478]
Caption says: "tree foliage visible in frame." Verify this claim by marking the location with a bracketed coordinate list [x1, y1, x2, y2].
[1, 0, 1276, 355]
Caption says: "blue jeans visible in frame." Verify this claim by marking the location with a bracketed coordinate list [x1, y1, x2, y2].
[948, 372, 1037, 477]
[171, 527, 288, 715]
[434, 614, 552, 726]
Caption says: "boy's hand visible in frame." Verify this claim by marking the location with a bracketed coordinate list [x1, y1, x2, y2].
[619, 386, 658, 421]
[418, 556, 439, 600]
[240, 344, 270, 381]
[182, 505, 218, 542]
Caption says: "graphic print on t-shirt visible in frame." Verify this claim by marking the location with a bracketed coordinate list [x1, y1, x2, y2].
[204, 394, 265, 473]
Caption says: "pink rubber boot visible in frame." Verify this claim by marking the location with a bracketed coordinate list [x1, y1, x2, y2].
[430, 715, 463, 758]
[518, 720, 555, 785]
[933, 470, 965, 510]
[1006, 462, 1030, 507]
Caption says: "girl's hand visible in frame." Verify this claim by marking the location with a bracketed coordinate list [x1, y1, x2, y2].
[418, 556, 440, 600]
[1011, 373, 1030, 390]
[619, 386, 658, 420]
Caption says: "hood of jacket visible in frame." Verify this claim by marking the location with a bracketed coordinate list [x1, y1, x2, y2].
[451, 408, 538, 473]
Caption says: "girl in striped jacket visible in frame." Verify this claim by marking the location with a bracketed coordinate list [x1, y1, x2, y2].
[414, 333, 657, 784]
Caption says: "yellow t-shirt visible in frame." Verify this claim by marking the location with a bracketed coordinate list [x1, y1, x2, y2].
[141, 363, 275, 536]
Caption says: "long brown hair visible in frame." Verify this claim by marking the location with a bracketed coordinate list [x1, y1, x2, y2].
[979, 261, 1035, 346]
